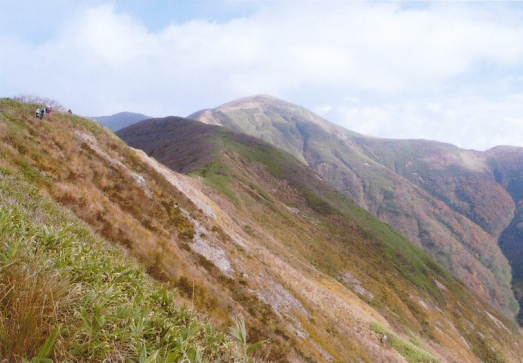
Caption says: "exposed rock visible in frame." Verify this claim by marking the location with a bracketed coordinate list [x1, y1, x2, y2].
[337, 270, 374, 300]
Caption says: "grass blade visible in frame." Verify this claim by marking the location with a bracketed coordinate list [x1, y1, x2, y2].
[35, 326, 60, 359]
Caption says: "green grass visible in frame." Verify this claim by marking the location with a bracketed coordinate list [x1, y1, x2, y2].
[0, 173, 245, 362]
[212, 132, 346, 216]
[197, 158, 240, 206]
[370, 322, 438, 363]
[340, 201, 448, 300]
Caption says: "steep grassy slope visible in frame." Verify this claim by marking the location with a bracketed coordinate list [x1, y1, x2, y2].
[0, 101, 244, 361]
[189, 95, 520, 318]
[2, 97, 522, 362]
[119, 116, 523, 362]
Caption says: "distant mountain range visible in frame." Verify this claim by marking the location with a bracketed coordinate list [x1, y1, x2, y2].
[91, 111, 150, 131]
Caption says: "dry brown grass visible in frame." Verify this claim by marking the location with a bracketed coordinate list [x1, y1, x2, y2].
[0, 257, 74, 361]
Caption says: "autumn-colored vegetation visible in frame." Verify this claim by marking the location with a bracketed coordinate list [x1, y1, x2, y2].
[2, 98, 523, 361]
[119, 111, 523, 361]
[190, 95, 522, 319]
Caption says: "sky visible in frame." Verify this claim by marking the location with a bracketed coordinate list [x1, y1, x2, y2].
[1, 1, 522, 151]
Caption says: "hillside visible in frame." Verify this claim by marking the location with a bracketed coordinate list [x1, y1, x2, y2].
[2, 97, 523, 362]
[0, 100, 245, 362]
[189, 95, 522, 320]
[3, 98, 523, 361]
[118, 115, 523, 362]
[487, 146, 523, 323]
[91, 111, 150, 131]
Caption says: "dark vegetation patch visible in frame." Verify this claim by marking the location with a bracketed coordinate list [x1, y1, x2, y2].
[117, 117, 219, 174]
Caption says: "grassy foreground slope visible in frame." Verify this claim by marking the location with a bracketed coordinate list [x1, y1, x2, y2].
[0, 100, 244, 361]
[0, 172, 242, 362]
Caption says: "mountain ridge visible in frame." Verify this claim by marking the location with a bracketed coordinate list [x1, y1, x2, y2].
[189, 94, 522, 319]
[118, 113, 523, 361]
[3, 97, 523, 361]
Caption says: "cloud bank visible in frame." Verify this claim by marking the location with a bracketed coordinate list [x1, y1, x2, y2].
[1, 1, 522, 150]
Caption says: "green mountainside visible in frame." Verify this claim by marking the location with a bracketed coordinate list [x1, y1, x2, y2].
[0, 100, 245, 362]
[189, 95, 522, 320]
[2, 98, 523, 362]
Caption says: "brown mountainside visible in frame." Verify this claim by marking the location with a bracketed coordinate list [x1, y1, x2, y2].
[189, 95, 522, 319]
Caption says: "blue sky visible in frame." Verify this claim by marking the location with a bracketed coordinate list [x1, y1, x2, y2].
[1, 1, 522, 150]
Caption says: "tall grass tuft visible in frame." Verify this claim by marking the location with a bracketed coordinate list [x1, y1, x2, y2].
[0, 215, 73, 361]
[0, 262, 66, 361]
[229, 315, 267, 356]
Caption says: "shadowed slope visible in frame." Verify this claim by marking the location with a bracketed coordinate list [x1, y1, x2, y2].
[116, 116, 219, 174]
[486, 146, 523, 324]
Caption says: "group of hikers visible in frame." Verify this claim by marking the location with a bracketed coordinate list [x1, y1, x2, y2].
[35, 106, 52, 120]
[34, 106, 73, 119]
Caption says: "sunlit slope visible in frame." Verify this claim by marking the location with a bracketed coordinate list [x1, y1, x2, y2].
[119, 115, 523, 362]
[0, 100, 244, 361]
[190, 95, 519, 318]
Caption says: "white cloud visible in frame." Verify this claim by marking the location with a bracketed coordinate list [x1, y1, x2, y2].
[317, 94, 523, 150]
[71, 4, 150, 65]
[0, 1, 522, 149]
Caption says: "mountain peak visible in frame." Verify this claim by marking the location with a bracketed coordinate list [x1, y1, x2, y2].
[191, 95, 297, 116]
[189, 94, 365, 165]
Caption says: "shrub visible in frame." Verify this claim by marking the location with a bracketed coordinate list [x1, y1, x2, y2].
[13, 94, 66, 111]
